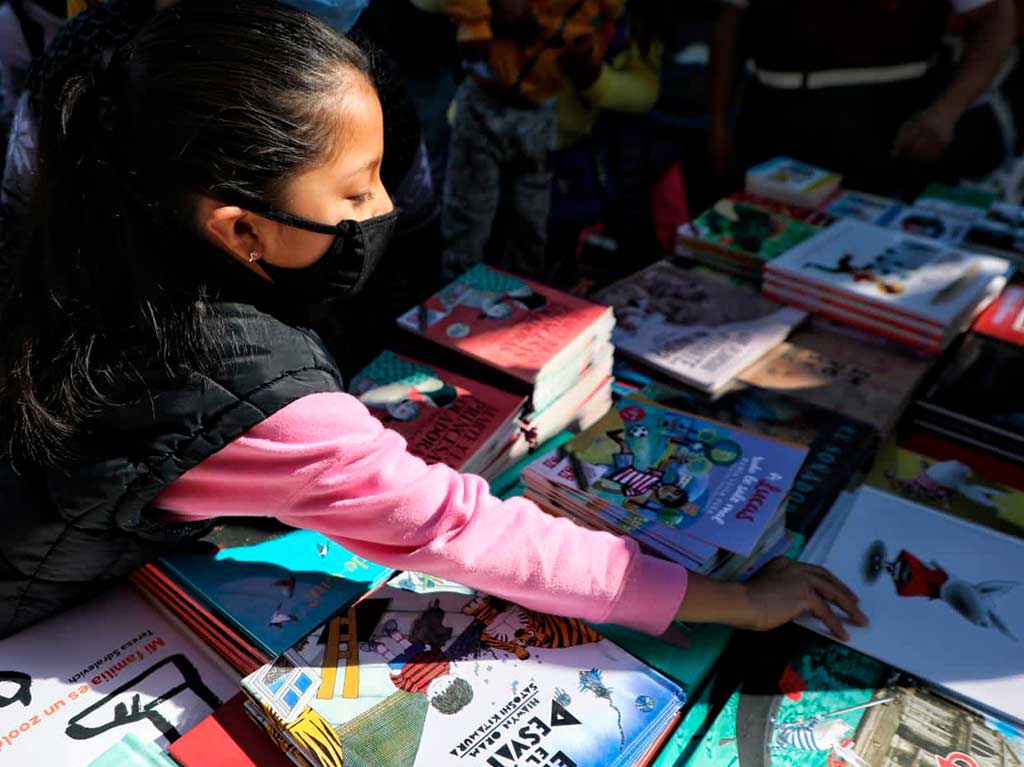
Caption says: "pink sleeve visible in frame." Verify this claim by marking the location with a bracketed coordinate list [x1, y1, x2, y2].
[154, 392, 687, 635]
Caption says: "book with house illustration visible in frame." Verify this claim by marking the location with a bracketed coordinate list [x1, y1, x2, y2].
[349, 350, 526, 475]
[595, 261, 806, 397]
[242, 577, 685, 767]
[686, 626, 1024, 767]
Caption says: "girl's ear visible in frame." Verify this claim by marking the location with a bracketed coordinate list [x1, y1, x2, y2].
[195, 195, 266, 270]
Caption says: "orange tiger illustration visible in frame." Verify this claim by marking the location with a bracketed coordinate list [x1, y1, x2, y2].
[463, 596, 601, 661]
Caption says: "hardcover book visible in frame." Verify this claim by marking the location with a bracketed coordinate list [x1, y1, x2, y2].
[877, 205, 969, 244]
[745, 157, 842, 208]
[972, 284, 1024, 346]
[595, 262, 806, 396]
[242, 579, 685, 767]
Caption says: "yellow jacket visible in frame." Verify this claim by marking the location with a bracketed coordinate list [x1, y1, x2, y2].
[444, 0, 623, 104]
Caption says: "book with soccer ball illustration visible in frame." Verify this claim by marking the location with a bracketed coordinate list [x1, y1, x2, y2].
[800, 486, 1024, 723]
[242, 577, 685, 767]
[687, 626, 1024, 767]
[349, 350, 526, 476]
[595, 261, 806, 397]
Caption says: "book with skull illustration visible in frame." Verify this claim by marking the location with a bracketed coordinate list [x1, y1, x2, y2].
[764, 220, 1012, 352]
[799, 486, 1024, 723]
[594, 262, 806, 397]
[686, 625, 1024, 767]
[0, 584, 237, 765]
[241, 576, 685, 767]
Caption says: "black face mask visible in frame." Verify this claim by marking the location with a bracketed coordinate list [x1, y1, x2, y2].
[245, 205, 399, 305]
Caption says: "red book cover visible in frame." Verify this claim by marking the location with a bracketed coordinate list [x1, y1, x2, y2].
[350, 350, 526, 471]
[396, 264, 612, 383]
[168, 693, 294, 767]
[972, 283, 1024, 346]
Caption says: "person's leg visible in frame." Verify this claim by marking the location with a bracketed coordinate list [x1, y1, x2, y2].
[441, 79, 505, 278]
[501, 101, 557, 280]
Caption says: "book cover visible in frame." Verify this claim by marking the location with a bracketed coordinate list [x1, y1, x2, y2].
[396, 264, 613, 385]
[161, 523, 394, 659]
[800, 486, 1024, 722]
[595, 262, 806, 395]
[684, 198, 819, 266]
[350, 350, 525, 472]
[243, 580, 685, 767]
[736, 327, 932, 434]
[915, 182, 997, 220]
[877, 205, 969, 244]
[167, 694, 295, 767]
[766, 219, 1011, 328]
[746, 157, 842, 207]
[0, 584, 237, 765]
[964, 205, 1024, 260]
[728, 191, 837, 226]
[688, 626, 1023, 767]
[87, 734, 177, 766]
[826, 191, 901, 224]
[613, 360, 876, 536]
[973, 284, 1024, 346]
[866, 438, 1024, 538]
[530, 397, 807, 556]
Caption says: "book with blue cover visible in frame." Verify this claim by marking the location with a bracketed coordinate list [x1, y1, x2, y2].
[161, 524, 394, 659]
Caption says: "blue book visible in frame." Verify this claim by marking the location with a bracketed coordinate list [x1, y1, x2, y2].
[161, 524, 393, 658]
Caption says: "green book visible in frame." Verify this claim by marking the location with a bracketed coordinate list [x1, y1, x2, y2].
[87, 734, 176, 767]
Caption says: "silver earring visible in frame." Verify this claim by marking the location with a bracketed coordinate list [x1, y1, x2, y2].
[248, 251, 260, 263]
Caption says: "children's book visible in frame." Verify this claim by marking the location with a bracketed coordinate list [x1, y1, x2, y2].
[964, 203, 1024, 263]
[595, 262, 806, 397]
[688, 626, 1024, 767]
[736, 326, 932, 435]
[396, 264, 614, 397]
[613, 360, 876, 536]
[877, 204, 969, 244]
[0, 584, 237, 766]
[167, 693, 295, 767]
[161, 523, 394, 659]
[915, 182, 997, 220]
[745, 157, 842, 208]
[527, 397, 807, 556]
[866, 438, 1024, 538]
[727, 190, 837, 226]
[765, 219, 1012, 331]
[800, 486, 1024, 723]
[349, 350, 526, 475]
[87, 734, 177, 766]
[242, 579, 685, 767]
[973, 284, 1024, 346]
[826, 191, 901, 224]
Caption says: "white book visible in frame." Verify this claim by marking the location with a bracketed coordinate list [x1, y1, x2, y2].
[745, 156, 841, 208]
[800, 486, 1024, 724]
[766, 219, 1011, 330]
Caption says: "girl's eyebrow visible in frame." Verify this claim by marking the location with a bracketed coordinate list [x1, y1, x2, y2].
[345, 157, 381, 178]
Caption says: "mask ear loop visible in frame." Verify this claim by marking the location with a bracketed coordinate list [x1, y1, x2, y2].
[227, 195, 350, 236]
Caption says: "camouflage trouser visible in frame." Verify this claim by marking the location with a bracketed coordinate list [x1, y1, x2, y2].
[441, 77, 556, 281]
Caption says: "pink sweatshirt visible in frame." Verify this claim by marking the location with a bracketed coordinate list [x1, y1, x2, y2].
[155, 391, 688, 635]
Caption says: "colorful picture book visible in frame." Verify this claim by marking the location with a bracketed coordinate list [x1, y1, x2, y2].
[688, 626, 1024, 767]
[826, 190, 901, 224]
[800, 486, 1024, 723]
[524, 396, 807, 562]
[167, 693, 295, 767]
[915, 182, 997, 220]
[866, 438, 1024, 538]
[349, 350, 526, 476]
[595, 261, 806, 397]
[396, 264, 614, 411]
[876, 204, 969, 245]
[158, 524, 394, 660]
[737, 326, 933, 434]
[973, 284, 1024, 346]
[763, 219, 1012, 353]
[242, 578, 685, 767]
[745, 156, 842, 208]
[0, 584, 238, 765]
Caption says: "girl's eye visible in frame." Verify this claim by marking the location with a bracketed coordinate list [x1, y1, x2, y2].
[350, 192, 373, 207]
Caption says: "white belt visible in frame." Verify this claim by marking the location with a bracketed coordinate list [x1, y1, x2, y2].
[751, 60, 932, 90]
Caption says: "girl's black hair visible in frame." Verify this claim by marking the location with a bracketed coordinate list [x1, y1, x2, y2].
[0, 0, 372, 465]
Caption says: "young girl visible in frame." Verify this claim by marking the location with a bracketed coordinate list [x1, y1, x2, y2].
[0, 0, 865, 641]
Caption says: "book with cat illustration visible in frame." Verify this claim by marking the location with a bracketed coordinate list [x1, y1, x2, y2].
[242, 576, 685, 767]
[349, 350, 526, 477]
[595, 262, 806, 397]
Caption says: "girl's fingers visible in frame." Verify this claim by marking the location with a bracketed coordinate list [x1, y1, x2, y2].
[809, 572, 869, 627]
[808, 592, 849, 642]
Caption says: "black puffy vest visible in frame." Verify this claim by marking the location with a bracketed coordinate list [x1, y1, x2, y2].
[0, 302, 344, 637]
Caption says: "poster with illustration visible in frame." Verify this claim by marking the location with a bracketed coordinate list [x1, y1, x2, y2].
[244, 581, 684, 767]
[800, 486, 1024, 723]
[0, 585, 237, 765]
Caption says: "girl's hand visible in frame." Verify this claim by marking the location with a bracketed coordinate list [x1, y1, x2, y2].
[672, 557, 868, 641]
[742, 558, 868, 640]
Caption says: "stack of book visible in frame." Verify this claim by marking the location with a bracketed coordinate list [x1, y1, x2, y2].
[397, 264, 615, 476]
[595, 260, 806, 398]
[521, 395, 808, 576]
[909, 284, 1024, 464]
[240, 575, 686, 767]
[763, 219, 1013, 354]
[745, 156, 842, 207]
[349, 350, 526, 477]
[133, 523, 394, 674]
[800, 485, 1024, 723]
[826, 189, 902, 223]
[914, 181, 997, 220]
